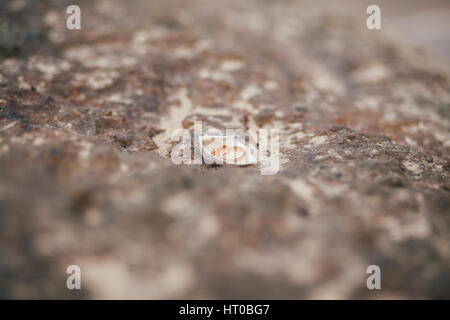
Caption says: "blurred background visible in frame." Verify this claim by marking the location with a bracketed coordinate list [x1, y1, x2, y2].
[304, 0, 450, 63]
[1, 0, 450, 62]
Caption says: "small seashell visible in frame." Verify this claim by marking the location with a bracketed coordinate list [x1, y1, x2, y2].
[199, 135, 257, 165]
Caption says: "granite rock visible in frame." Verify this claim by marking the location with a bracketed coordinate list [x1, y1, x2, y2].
[0, 0, 449, 299]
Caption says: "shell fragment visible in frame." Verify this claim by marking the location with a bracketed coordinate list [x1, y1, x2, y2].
[199, 135, 257, 165]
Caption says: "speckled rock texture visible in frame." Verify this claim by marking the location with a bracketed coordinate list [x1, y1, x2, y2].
[0, 0, 449, 299]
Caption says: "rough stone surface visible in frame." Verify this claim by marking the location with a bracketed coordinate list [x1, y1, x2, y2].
[0, 0, 449, 299]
